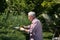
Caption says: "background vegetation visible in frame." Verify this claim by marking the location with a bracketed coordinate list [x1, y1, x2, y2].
[0, 0, 60, 40]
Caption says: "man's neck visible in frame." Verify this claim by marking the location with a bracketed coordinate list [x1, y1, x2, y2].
[32, 18, 36, 21]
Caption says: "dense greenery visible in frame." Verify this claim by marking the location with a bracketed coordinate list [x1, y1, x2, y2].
[0, 0, 60, 40]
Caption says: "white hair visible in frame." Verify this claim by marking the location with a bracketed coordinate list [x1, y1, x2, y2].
[28, 11, 36, 17]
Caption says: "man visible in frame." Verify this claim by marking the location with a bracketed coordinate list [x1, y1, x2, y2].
[20, 11, 43, 40]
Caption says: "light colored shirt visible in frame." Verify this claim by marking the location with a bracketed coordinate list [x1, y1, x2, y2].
[27, 18, 43, 40]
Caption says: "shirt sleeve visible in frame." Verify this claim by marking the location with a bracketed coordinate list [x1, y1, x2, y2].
[28, 21, 38, 33]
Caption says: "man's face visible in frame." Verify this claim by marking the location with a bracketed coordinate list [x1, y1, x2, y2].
[28, 16, 33, 21]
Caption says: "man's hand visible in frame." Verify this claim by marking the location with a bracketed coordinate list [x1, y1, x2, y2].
[24, 29, 29, 33]
[20, 27, 25, 31]
[20, 26, 29, 33]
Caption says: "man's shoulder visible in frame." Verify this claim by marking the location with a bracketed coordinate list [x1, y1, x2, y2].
[32, 18, 40, 23]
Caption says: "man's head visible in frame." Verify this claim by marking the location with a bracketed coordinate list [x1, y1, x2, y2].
[28, 11, 36, 21]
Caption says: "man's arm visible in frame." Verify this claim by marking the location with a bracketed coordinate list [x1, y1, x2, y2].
[20, 21, 38, 34]
[24, 21, 38, 33]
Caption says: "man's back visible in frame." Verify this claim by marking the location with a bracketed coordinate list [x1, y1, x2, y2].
[30, 18, 43, 40]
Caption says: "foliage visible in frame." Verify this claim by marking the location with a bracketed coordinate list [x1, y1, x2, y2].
[0, 0, 60, 40]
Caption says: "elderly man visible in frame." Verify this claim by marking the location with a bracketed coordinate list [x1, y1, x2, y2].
[20, 11, 43, 40]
